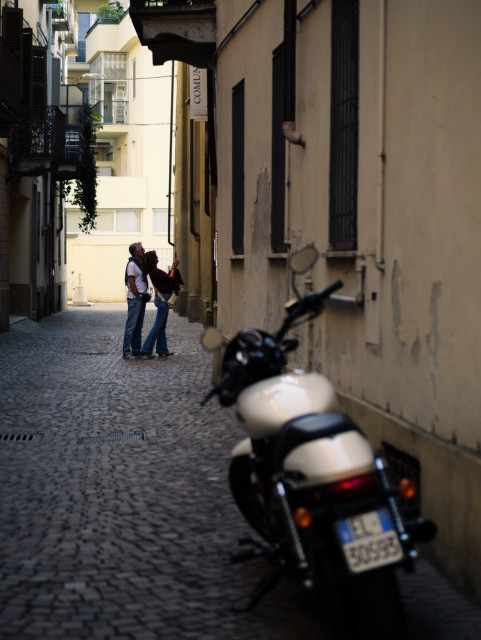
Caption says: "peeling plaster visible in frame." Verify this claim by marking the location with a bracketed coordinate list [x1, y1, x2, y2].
[391, 260, 403, 342]
[251, 168, 270, 254]
[426, 281, 442, 398]
[411, 336, 421, 363]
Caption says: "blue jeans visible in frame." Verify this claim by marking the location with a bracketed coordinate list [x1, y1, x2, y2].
[123, 297, 146, 356]
[141, 293, 171, 355]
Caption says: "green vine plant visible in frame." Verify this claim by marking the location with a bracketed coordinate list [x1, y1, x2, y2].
[97, 2, 126, 20]
[63, 103, 103, 234]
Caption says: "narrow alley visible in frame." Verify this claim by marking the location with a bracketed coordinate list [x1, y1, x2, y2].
[0, 304, 480, 639]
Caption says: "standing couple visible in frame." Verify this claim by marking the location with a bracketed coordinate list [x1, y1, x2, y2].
[122, 241, 180, 360]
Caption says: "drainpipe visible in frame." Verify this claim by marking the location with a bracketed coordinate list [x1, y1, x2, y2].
[190, 119, 199, 238]
[283, 0, 304, 147]
[168, 60, 175, 247]
[376, 0, 387, 271]
[47, 7, 55, 308]
[44, 7, 53, 231]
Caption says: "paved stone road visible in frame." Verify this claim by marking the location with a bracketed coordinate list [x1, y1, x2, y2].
[1, 304, 481, 639]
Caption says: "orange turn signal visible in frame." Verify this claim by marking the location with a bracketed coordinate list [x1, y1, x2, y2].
[293, 507, 313, 529]
[398, 478, 418, 500]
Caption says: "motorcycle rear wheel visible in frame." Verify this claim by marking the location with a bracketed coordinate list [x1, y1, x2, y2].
[229, 456, 270, 540]
[334, 568, 407, 640]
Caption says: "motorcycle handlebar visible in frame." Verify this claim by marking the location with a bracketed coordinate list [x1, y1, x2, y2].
[304, 279, 344, 312]
[202, 279, 344, 405]
[201, 358, 245, 406]
[321, 279, 344, 298]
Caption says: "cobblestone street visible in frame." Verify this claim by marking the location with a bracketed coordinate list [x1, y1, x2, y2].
[1, 304, 481, 639]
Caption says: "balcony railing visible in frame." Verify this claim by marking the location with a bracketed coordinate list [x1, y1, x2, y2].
[92, 100, 129, 125]
[130, 1, 213, 5]
[14, 106, 65, 157]
[0, 36, 21, 134]
[129, 0, 216, 68]
[54, 124, 86, 179]
[51, 4, 69, 32]
[51, 0, 77, 46]
[9, 106, 66, 176]
[65, 125, 85, 164]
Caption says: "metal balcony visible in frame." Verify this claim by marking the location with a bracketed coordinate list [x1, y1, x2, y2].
[0, 36, 21, 136]
[9, 106, 66, 177]
[56, 125, 86, 179]
[51, 4, 69, 32]
[92, 100, 129, 126]
[129, 0, 216, 69]
[56, 84, 87, 179]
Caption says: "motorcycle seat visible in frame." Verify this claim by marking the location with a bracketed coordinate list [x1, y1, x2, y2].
[275, 412, 364, 468]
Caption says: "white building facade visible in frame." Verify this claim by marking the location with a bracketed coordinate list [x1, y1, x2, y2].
[66, 1, 176, 302]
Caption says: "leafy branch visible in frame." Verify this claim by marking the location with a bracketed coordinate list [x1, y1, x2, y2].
[63, 103, 102, 234]
[97, 2, 125, 20]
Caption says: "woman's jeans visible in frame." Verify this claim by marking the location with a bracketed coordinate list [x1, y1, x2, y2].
[123, 297, 146, 356]
[141, 293, 171, 355]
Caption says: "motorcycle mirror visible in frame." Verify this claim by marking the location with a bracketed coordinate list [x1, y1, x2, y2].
[288, 245, 320, 274]
[200, 327, 225, 352]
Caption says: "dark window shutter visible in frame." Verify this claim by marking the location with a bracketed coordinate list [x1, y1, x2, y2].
[2, 7, 23, 57]
[329, 0, 359, 248]
[232, 80, 245, 254]
[32, 46, 47, 107]
[271, 44, 287, 252]
[329, 0, 359, 249]
[22, 28, 33, 106]
[51, 56, 61, 107]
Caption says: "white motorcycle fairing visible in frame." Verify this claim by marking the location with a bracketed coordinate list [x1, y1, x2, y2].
[231, 371, 375, 488]
[230, 431, 375, 488]
[235, 372, 339, 439]
[282, 432, 375, 487]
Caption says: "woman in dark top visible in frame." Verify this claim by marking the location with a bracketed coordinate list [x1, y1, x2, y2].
[140, 251, 180, 358]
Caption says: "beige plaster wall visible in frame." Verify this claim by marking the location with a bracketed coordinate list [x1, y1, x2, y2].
[213, 0, 481, 601]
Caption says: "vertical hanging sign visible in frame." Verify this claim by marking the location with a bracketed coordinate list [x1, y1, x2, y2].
[189, 66, 208, 121]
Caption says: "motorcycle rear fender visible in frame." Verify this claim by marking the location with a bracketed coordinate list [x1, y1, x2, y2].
[283, 432, 376, 488]
[276, 413, 375, 488]
[231, 437, 252, 458]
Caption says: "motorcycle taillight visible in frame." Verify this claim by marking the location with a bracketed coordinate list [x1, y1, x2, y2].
[327, 473, 376, 502]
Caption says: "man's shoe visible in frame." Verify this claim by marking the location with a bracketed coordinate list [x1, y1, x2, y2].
[141, 351, 155, 359]
[158, 352, 174, 358]
[123, 353, 141, 359]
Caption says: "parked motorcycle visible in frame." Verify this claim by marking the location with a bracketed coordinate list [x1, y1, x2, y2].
[201, 246, 436, 639]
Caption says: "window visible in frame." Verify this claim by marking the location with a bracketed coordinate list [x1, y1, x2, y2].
[271, 44, 287, 252]
[329, 0, 359, 248]
[232, 80, 245, 254]
[89, 53, 128, 124]
[116, 210, 141, 233]
[67, 211, 82, 233]
[95, 211, 114, 231]
[93, 139, 114, 162]
[76, 13, 96, 63]
[153, 209, 169, 234]
[66, 210, 141, 233]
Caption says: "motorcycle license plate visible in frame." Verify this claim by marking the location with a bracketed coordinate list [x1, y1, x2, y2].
[336, 508, 404, 574]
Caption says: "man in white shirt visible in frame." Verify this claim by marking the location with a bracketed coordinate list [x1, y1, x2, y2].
[122, 241, 149, 359]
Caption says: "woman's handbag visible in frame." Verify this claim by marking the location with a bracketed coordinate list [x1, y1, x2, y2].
[166, 291, 178, 309]
[156, 289, 178, 310]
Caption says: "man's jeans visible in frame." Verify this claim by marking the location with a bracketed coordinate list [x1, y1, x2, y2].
[123, 297, 146, 356]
